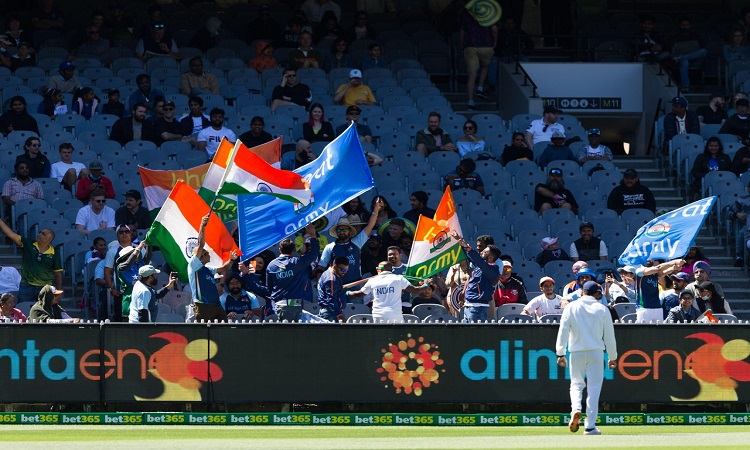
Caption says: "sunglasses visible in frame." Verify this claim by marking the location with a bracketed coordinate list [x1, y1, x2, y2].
[29, 143, 41, 147]
[550, 170, 563, 176]
[463, 126, 475, 130]
[94, 199, 106, 203]
[153, 24, 165, 28]
[117, 229, 130, 234]
[348, 113, 360, 116]
[338, 266, 349, 273]
[335, 227, 350, 233]
[164, 107, 175, 111]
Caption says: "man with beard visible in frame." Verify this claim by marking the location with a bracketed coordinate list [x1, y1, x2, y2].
[534, 168, 578, 214]
[385, 244, 414, 314]
[197, 108, 236, 159]
[686, 260, 724, 299]
[109, 102, 157, 145]
[696, 92, 728, 126]
[1, 160, 43, 221]
[127, 74, 164, 111]
[570, 222, 608, 263]
[220, 273, 262, 321]
[281, 139, 314, 170]
[525, 105, 565, 148]
[128, 265, 177, 323]
[719, 98, 750, 142]
[415, 111, 457, 156]
[0, 96, 39, 136]
[239, 116, 273, 148]
[606, 169, 656, 214]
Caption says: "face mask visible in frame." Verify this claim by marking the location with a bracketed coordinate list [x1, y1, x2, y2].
[701, 295, 709, 301]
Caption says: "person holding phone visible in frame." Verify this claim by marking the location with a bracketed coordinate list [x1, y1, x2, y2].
[128, 265, 177, 323]
[270, 67, 312, 112]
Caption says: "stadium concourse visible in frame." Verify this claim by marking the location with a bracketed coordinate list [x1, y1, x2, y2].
[0, 0, 748, 325]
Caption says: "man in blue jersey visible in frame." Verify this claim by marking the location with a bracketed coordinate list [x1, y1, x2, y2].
[219, 273, 262, 321]
[189, 214, 240, 322]
[266, 222, 319, 322]
[635, 258, 684, 323]
[317, 256, 349, 322]
[451, 231, 501, 322]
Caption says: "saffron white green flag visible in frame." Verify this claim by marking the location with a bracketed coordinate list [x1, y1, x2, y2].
[406, 187, 467, 279]
[139, 164, 210, 217]
[145, 181, 240, 282]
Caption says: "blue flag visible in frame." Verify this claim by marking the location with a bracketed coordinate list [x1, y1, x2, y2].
[237, 124, 375, 257]
[618, 197, 715, 267]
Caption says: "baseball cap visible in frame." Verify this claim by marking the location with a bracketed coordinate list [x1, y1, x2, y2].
[59, 61, 75, 71]
[579, 221, 594, 230]
[737, 98, 750, 107]
[502, 260, 512, 268]
[349, 69, 362, 78]
[623, 168, 638, 179]
[49, 285, 64, 295]
[124, 190, 141, 200]
[543, 105, 561, 114]
[587, 128, 601, 136]
[582, 280, 602, 294]
[539, 276, 555, 286]
[540, 237, 558, 249]
[697, 280, 713, 290]
[671, 272, 691, 282]
[618, 265, 636, 274]
[89, 160, 103, 170]
[346, 105, 361, 114]
[679, 289, 695, 298]
[671, 96, 688, 107]
[163, 100, 175, 108]
[138, 265, 160, 278]
[551, 131, 566, 139]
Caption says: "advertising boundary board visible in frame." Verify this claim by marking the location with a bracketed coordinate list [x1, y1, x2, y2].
[0, 324, 749, 404]
[1, 413, 749, 426]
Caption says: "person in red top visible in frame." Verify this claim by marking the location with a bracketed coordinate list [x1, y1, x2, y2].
[75, 160, 115, 204]
[493, 260, 528, 306]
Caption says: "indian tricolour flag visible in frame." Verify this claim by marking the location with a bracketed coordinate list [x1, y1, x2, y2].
[145, 181, 240, 282]
[139, 164, 210, 218]
[217, 140, 312, 205]
[406, 187, 466, 279]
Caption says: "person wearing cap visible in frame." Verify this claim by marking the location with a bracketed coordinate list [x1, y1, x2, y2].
[75, 189, 115, 237]
[577, 128, 612, 164]
[135, 22, 180, 61]
[694, 281, 732, 315]
[556, 280, 617, 436]
[179, 57, 220, 96]
[115, 190, 152, 231]
[288, 31, 323, 69]
[451, 231, 501, 322]
[444, 158, 485, 195]
[6, 42, 35, 72]
[493, 259, 527, 307]
[219, 273, 262, 322]
[459, 1, 499, 110]
[403, 190, 436, 226]
[633, 258, 684, 322]
[669, 16, 707, 92]
[522, 277, 563, 320]
[335, 105, 372, 142]
[562, 268, 600, 304]
[604, 266, 636, 304]
[103, 224, 146, 320]
[686, 260, 724, 300]
[525, 105, 565, 148]
[662, 96, 699, 153]
[660, 271, 692, 318]
[333, 68, 376, 107]
[606, 168, 656, 214]
[665, 290, 701, 323]
[28, 285, 81, 323]
[197, 107, 236, 159]
[109, 102, 159, 146]
[75, 159, 115, 203]
[695, 92, 728, 126]
[50, 142, 87, 192]
[537, 130, 575, 168]
[416, 111, 457, 156]
[500, 131, 533, 166]
[317, 256, 350, 322]
[689, 137, 732, 196]
[570, 222, 607, 263]
[46, 61, 81, 94]
[726, 183, 750, 266]
[534, 168, 578, 215]
[153, 100, 189, 146]
[536, 236, 570, 266]
[270, 67, 312, 112]
[719, 97, 750, 140]
[129, 264, 177, 323]
[318, 202, 382, 286]
[2, 159, 44, 221]
[0, 96, 39, 137]
[562, 261, 588, 297]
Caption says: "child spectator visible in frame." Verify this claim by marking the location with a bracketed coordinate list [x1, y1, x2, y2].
[72, 87, 100, 119]
[102, 89, 125, 117]
[37, 88, 67, 119]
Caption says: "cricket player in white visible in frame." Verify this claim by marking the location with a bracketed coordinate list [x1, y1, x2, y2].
[346, 261, 428, 322]
[555, 281, 618, 435]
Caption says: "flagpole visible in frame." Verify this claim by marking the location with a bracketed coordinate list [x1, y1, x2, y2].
[209, 139, 241, 211]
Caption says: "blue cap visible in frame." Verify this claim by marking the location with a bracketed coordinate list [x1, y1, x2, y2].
[587, 128, 601, 136]
[671, 96, 688, 107]
[575, 268, 596, 280]
[59, 61, 75, 71]
[583, 280, 601, 294]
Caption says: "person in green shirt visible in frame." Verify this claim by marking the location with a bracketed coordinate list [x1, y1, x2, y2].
[0, 218, 62, 303]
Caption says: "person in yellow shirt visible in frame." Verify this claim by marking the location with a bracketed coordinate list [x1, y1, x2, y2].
[333, 69, 377, 107]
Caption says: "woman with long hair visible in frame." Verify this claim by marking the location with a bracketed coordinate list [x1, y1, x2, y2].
[302, 102, 335, 143]
[501, 131, 534, 166]
[37, 88, 66, 118]
[342, 196, 370, 223]
[326, 37, 352, 71]
[690, 136, 731, 195]
[695, 281, 732, 314]
[455, 119, 486, 158]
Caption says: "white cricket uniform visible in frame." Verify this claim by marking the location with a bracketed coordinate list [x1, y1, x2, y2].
[523, 294, 563, 319]
[360, 271, 411, 322]
[555, 295, 618, 432]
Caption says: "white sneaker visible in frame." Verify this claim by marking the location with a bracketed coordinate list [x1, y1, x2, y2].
[584, 428, 601, 435]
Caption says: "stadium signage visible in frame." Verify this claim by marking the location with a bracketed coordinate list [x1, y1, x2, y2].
[542, 97, 622, 110]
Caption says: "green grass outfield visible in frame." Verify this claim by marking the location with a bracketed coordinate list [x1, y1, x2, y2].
[0, 425, 748, 449]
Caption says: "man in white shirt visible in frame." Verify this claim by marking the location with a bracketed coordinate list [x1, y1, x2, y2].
[577, 128, 613, 164]
[556, 281, 618, 436]
[50, 143, 87, 191]
[75, 190, 115, 236]
[525, 105, 565, 148]
[197, 108, 236, 159]
[346, 261, 427, 322]
[522, 276, 563, 320]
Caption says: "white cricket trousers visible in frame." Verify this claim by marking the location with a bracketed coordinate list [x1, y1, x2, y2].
[569, 349, 605, 431]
